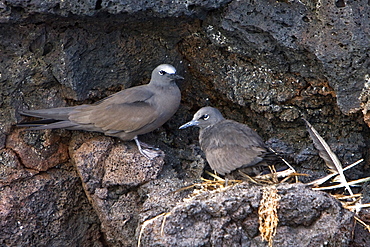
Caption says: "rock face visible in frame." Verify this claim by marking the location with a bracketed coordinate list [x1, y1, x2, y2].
[0, 163, 102, 247]
[70, 135, 165, 246]
[1, 0, 370, 246]
[139, 184, 354, 247]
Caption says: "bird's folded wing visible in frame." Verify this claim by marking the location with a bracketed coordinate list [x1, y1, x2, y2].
[69, 87, 158, 132]
[94, 85, 154, 105]
[201, 121, 266, 149]
[69, 102, 158, 133]
[205, 145, 265, 175]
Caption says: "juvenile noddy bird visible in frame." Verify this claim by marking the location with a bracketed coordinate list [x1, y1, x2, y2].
[179, 107, 275, 175]
[18, 64, 183, 159]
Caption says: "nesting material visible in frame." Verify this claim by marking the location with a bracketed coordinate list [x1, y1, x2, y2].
[258, 185, 280, 247]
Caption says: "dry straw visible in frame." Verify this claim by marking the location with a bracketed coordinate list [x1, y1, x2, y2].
[258, 185, 280, 247]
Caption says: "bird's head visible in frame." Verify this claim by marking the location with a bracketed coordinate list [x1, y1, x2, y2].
[150, 64, 184, 86]
[179, 106, 225, 130]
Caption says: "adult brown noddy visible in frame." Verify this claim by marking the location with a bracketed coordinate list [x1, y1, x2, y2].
[18, 64, 183, 159]
[179, 106, 275, 175]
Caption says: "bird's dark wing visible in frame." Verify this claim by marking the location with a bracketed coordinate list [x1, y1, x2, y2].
[200, 120, 266, 150]
[200, 120, 268, 175]
[205, 145, 266, 175]
[69, 87, 159, 132]
[93, 85, 154, 105]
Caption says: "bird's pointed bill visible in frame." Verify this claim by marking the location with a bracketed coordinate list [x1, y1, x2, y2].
[179, 120, 199, 129]
[169, 74, 184, 80]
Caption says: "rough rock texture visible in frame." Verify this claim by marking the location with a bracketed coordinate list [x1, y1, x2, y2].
[138, 183, 354, 247]
[1, 0, 370, 246]
[0, 163, 103, 246]
[6, 128, 70, 171]
[70, 134, 165, 246]
[0, 0, 231, 20]
[216, 0, 370, 115]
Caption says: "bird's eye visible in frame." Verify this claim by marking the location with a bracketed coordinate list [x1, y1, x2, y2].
[200, 114, 209, 120]
[159, 70, 167, 75]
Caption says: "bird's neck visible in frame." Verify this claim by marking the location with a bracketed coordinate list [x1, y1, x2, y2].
[200, 119, 225, 132]
[149, 80, 175, 87]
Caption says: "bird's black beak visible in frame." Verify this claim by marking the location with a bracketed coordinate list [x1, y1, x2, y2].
[179, 120, 199, 129]
[169, 74, 184, 80]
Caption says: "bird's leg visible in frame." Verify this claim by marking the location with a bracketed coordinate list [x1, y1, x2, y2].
[224, 174, 234, 187]
[134, 136, 163, 159]
[137, 141, 160, 150]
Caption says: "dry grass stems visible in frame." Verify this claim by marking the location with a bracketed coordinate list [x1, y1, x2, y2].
[138, 212, 171, 247]
[258, 185, 280, 247]
[303, 118, 370, 232]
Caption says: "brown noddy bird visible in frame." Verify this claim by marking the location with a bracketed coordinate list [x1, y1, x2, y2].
[179, 106, 275, 175]
[18, 64, 183, 159]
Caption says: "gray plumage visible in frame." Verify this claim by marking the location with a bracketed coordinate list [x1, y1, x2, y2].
[19, 64, 183, 159]
[179, 107, 271, 175]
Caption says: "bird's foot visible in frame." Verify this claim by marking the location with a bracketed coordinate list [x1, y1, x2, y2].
[134, 136, 164, 159]
[140, 148, 164, 160]
[139, 141, 160, 151]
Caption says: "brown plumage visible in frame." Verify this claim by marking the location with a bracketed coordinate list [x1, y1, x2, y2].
[18, 64, 183, 159]
[179, 107, 275, 175]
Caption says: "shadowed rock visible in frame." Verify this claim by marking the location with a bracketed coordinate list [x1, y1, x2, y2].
[138, 183, 355, 247]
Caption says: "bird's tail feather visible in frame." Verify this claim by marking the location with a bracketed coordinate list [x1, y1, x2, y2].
[19, 106, 77, 120]
[17, 120, 80, 130]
